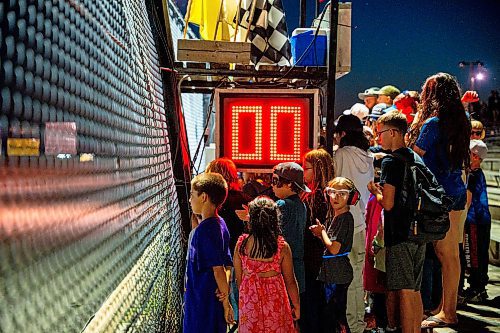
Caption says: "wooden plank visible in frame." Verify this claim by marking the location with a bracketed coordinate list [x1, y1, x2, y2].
[176, 66, 328, 79]
[178, 39, 251, 52]
[177, 49, 251, 64]
[177, 40, 251, 64]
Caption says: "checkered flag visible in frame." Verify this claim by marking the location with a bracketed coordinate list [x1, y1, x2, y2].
[237, 0, 291, 66]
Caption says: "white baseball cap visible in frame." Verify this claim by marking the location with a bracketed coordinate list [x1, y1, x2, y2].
[343, 103, 369, 121]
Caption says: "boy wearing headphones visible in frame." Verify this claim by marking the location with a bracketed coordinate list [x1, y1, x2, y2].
[310, 176, 358, 333]
[368, 111, 425, 333]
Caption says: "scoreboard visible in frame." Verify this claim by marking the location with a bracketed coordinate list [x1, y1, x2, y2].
[215, 89, 320, 172]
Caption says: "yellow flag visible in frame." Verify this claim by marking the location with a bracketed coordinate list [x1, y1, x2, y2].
[187, 0, 235, 40]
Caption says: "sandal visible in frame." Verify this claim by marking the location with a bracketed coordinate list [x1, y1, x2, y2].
[421, 316, 458, 329]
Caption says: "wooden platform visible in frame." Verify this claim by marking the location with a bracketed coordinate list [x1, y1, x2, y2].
[174, 61, 350, 93]
[177, 40, 251, 64]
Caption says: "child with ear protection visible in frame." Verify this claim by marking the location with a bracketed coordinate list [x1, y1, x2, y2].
[309, 176, 358, 333]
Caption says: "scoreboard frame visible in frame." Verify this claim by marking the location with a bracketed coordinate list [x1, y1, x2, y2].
[215, 88, 320, 172]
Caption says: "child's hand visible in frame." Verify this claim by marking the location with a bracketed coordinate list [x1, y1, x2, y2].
[215, 288, 228, 302]
[309, 219, 325, 238]
[223, 302, 236, 325]
[235, 204, 249, 222]
[372, 238, 383, 255]
[367, 181, 382, 195]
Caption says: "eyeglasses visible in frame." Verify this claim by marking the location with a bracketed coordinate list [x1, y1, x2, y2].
[376, 128, 398, 136]
[324, 187, 350, 198]
[471, 130, 483, 136]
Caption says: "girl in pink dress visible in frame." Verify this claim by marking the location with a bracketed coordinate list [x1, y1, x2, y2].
[233, 196, 300, 333]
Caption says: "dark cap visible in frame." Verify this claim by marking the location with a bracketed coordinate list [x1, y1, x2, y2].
[334, 114, 363, 133]
[273, 162, 311, 193]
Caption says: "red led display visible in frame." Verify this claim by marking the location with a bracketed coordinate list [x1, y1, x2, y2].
[216, 89, 319, 171]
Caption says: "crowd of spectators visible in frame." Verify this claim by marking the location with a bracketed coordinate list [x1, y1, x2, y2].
[182, 72, 493, 333]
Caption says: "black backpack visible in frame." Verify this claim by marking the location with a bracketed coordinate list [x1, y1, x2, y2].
[391, 150, 453, 243]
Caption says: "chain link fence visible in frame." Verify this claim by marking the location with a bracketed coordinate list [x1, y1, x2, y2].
[0, 0, 185, 331]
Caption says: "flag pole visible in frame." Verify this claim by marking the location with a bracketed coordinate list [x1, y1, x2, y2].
[244, 0, 258, 42]
[213, 0, 225, 40]
[183, 0, 194, 39]
[233, 0, 243, 42]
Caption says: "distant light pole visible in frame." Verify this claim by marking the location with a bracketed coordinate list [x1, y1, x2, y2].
[459, 60, 484, 91]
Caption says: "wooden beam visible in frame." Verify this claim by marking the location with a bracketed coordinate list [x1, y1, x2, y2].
[177, 40, 251, 64]
[175, 66, 328, 79]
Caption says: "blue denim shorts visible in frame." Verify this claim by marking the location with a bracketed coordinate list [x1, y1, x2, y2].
[449, 192, 466, 211]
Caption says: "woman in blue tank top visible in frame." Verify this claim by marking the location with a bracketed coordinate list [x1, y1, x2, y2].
[411, 73, 471, 328]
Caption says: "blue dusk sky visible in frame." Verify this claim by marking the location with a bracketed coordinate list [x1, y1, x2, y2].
[175, 0, 500, 111]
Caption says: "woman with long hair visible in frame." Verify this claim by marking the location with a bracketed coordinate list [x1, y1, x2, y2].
[413, 73, 471, 329]
[332, 115, 374, 333]
[301, 148, 334, 332]
[234, 196, 300, 332]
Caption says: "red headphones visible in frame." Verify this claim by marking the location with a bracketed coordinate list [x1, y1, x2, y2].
[347, 188, 360, 206]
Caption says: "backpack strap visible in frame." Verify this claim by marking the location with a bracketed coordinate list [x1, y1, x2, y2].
[388, 150, 418, 218]
[389, 150, 415, 165]
[388, 150, 412, 193]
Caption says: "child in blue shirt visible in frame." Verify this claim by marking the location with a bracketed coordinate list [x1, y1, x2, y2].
[183, 173, 234, 333]
[462, 140, 491, 303]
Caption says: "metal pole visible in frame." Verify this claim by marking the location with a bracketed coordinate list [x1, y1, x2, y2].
[158, 0, 193, 239]
[315, 0, 319, 18]
[300, 0, 306, 28]
[469, 63, 474, 90]
[326, 1, 339, 155]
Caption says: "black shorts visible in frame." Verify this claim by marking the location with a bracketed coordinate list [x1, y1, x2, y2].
[386, 241, 426, 291]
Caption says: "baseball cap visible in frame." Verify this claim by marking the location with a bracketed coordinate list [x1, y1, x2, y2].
[394, 93, 418, 123]
[343, 103, 369, 121]
[273, 162, 311, 193]
[368, 103, 391, 120]
[358, 87, 380, 100]
[470, 140, 488, 160]
[376, 85, 401, 100]
[334, 114, 363, 133]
